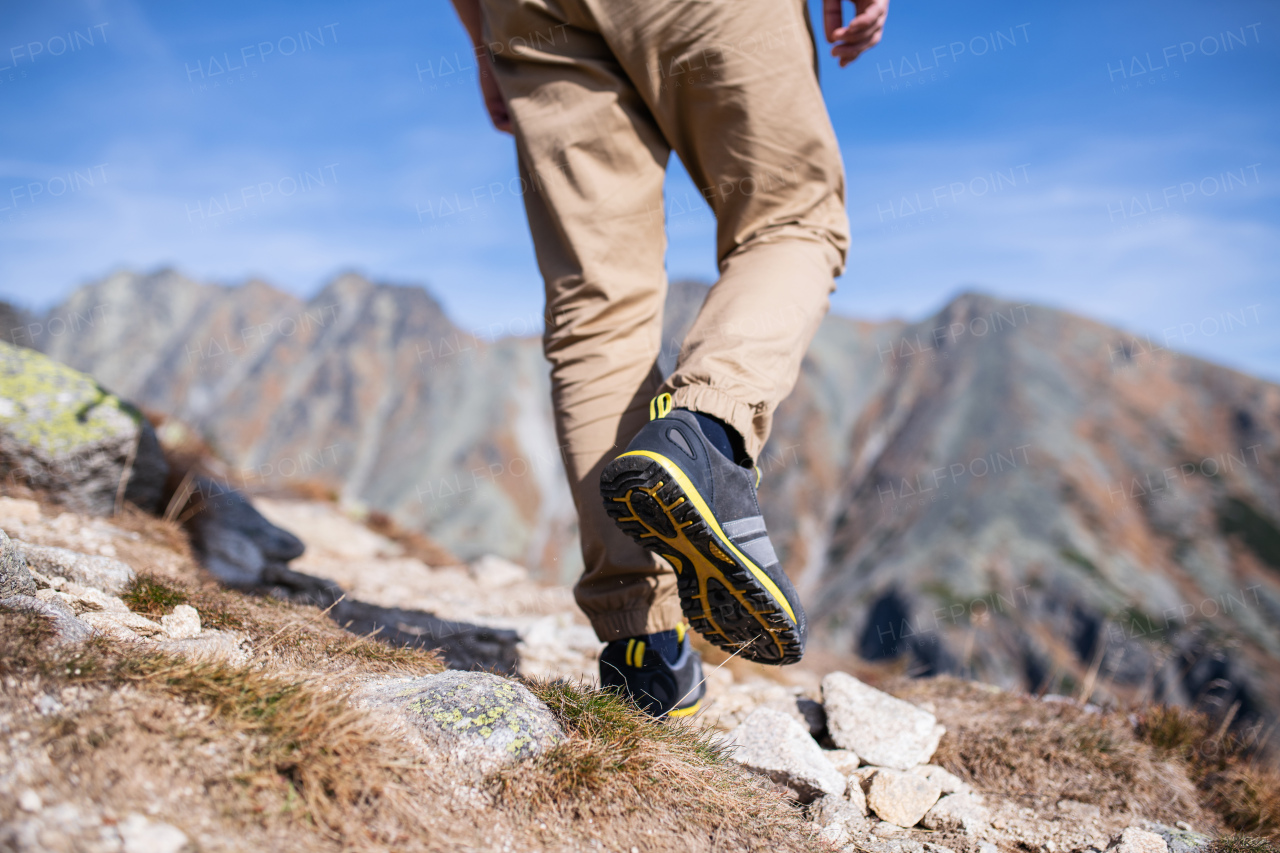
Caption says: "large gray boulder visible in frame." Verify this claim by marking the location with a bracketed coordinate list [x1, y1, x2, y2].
[725, 706, 846, 803]
[0, 341, 167, 514]
[0, 529, 35, 597]
[822, 671, 945, 771]
[364, 671, 562, 771]
[21, 543, 135, 594]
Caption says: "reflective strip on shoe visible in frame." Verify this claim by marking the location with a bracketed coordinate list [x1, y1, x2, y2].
[721, 517, 767, 539]
[720, 516, 780, 567]
[736, 536, 778, 569]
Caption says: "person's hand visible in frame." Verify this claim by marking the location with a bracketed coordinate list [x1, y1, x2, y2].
[478, 53, 512, 134]
[824, 0, 889, 67]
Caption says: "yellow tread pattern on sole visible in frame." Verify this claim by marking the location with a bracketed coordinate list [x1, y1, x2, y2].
[617, 450, 797, 625]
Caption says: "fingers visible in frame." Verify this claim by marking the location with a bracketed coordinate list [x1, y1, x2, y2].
[830, 0, 888, 66]
[823, 0, 844, 43]
[831, 0, 887, 39]
[831, 30, 883, 66]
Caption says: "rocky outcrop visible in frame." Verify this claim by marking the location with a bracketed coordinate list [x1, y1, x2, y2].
[20, 542, 136, 594]
[0, 593, 95, 645]
[725, 670, 992, 837]
[725, 706, 847, 803]
[0, 341, 168, 514]
[2, 528, 244, 656]
[1148, 823, 1212, 853]
[811, 793, 869, 846]
[364, 671, 563, 771]
[911, 764, 967, 794]
[823, 671, 945, 770]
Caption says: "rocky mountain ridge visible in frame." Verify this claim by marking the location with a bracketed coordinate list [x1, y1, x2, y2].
[16, 269, 1280, 738]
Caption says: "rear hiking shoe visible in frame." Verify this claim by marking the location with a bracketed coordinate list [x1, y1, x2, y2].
[599, 624, 706, 718]
[599, 398, 806, 665]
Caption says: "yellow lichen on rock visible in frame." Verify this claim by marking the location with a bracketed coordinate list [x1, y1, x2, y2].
[0, 341, 144, 455]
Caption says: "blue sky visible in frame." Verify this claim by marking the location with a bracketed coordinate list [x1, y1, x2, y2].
[2, 0, 1277, 379]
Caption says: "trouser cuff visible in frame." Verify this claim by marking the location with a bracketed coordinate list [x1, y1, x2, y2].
[667, 385, 764, 461]
[582, 598, 685, 642]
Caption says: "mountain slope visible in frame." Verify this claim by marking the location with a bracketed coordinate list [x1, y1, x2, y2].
[35, 270, 578, 577]
[27, 271, 1280, 733]
[781, 293, 1280, 729]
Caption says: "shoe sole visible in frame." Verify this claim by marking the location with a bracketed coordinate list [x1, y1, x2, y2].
[667, 699, 701, 718]
[601, 450, 803, 665]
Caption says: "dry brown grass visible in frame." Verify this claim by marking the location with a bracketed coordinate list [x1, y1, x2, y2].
[1138, 705, 1280, 841]
[2, 600, 819, 853]
[1, 604, 472, 851]
[896, 677, 1206, 823]
[365, 509, 460, 567]
[1205, 834, 1280, 853]
[281, 478, 342, 503]
[114, 654, 428, 839]
[112, 501, 196, 559]
[120, 567, 448, 676]
[492, 678, 816, 852]
[3, 501, 821, 853]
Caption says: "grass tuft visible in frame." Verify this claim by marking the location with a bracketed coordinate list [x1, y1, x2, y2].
[121, 574, 190, 617]
[1206, 835, 1280, 853]
[1136, 704, 1208, 759]
[0, 605, 114, 681]
[108, 651, 417, 835]
[491, 678, 812, 851]
[321, 635, 445, 674]
[1136, 705, 1280, 841]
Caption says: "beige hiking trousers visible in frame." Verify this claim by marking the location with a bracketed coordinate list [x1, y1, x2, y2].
[480, 0, 850, 640]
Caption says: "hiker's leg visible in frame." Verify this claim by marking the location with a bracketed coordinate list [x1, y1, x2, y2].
[591, 0, 851, 460]
[480, 0, 682, 640]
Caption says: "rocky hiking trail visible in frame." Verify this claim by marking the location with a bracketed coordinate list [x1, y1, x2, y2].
[2, 491, 1277, 853]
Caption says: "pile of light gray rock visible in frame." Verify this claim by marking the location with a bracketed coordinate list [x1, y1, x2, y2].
[725, 671, 987, 847]
[0, 528, 246, 661]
